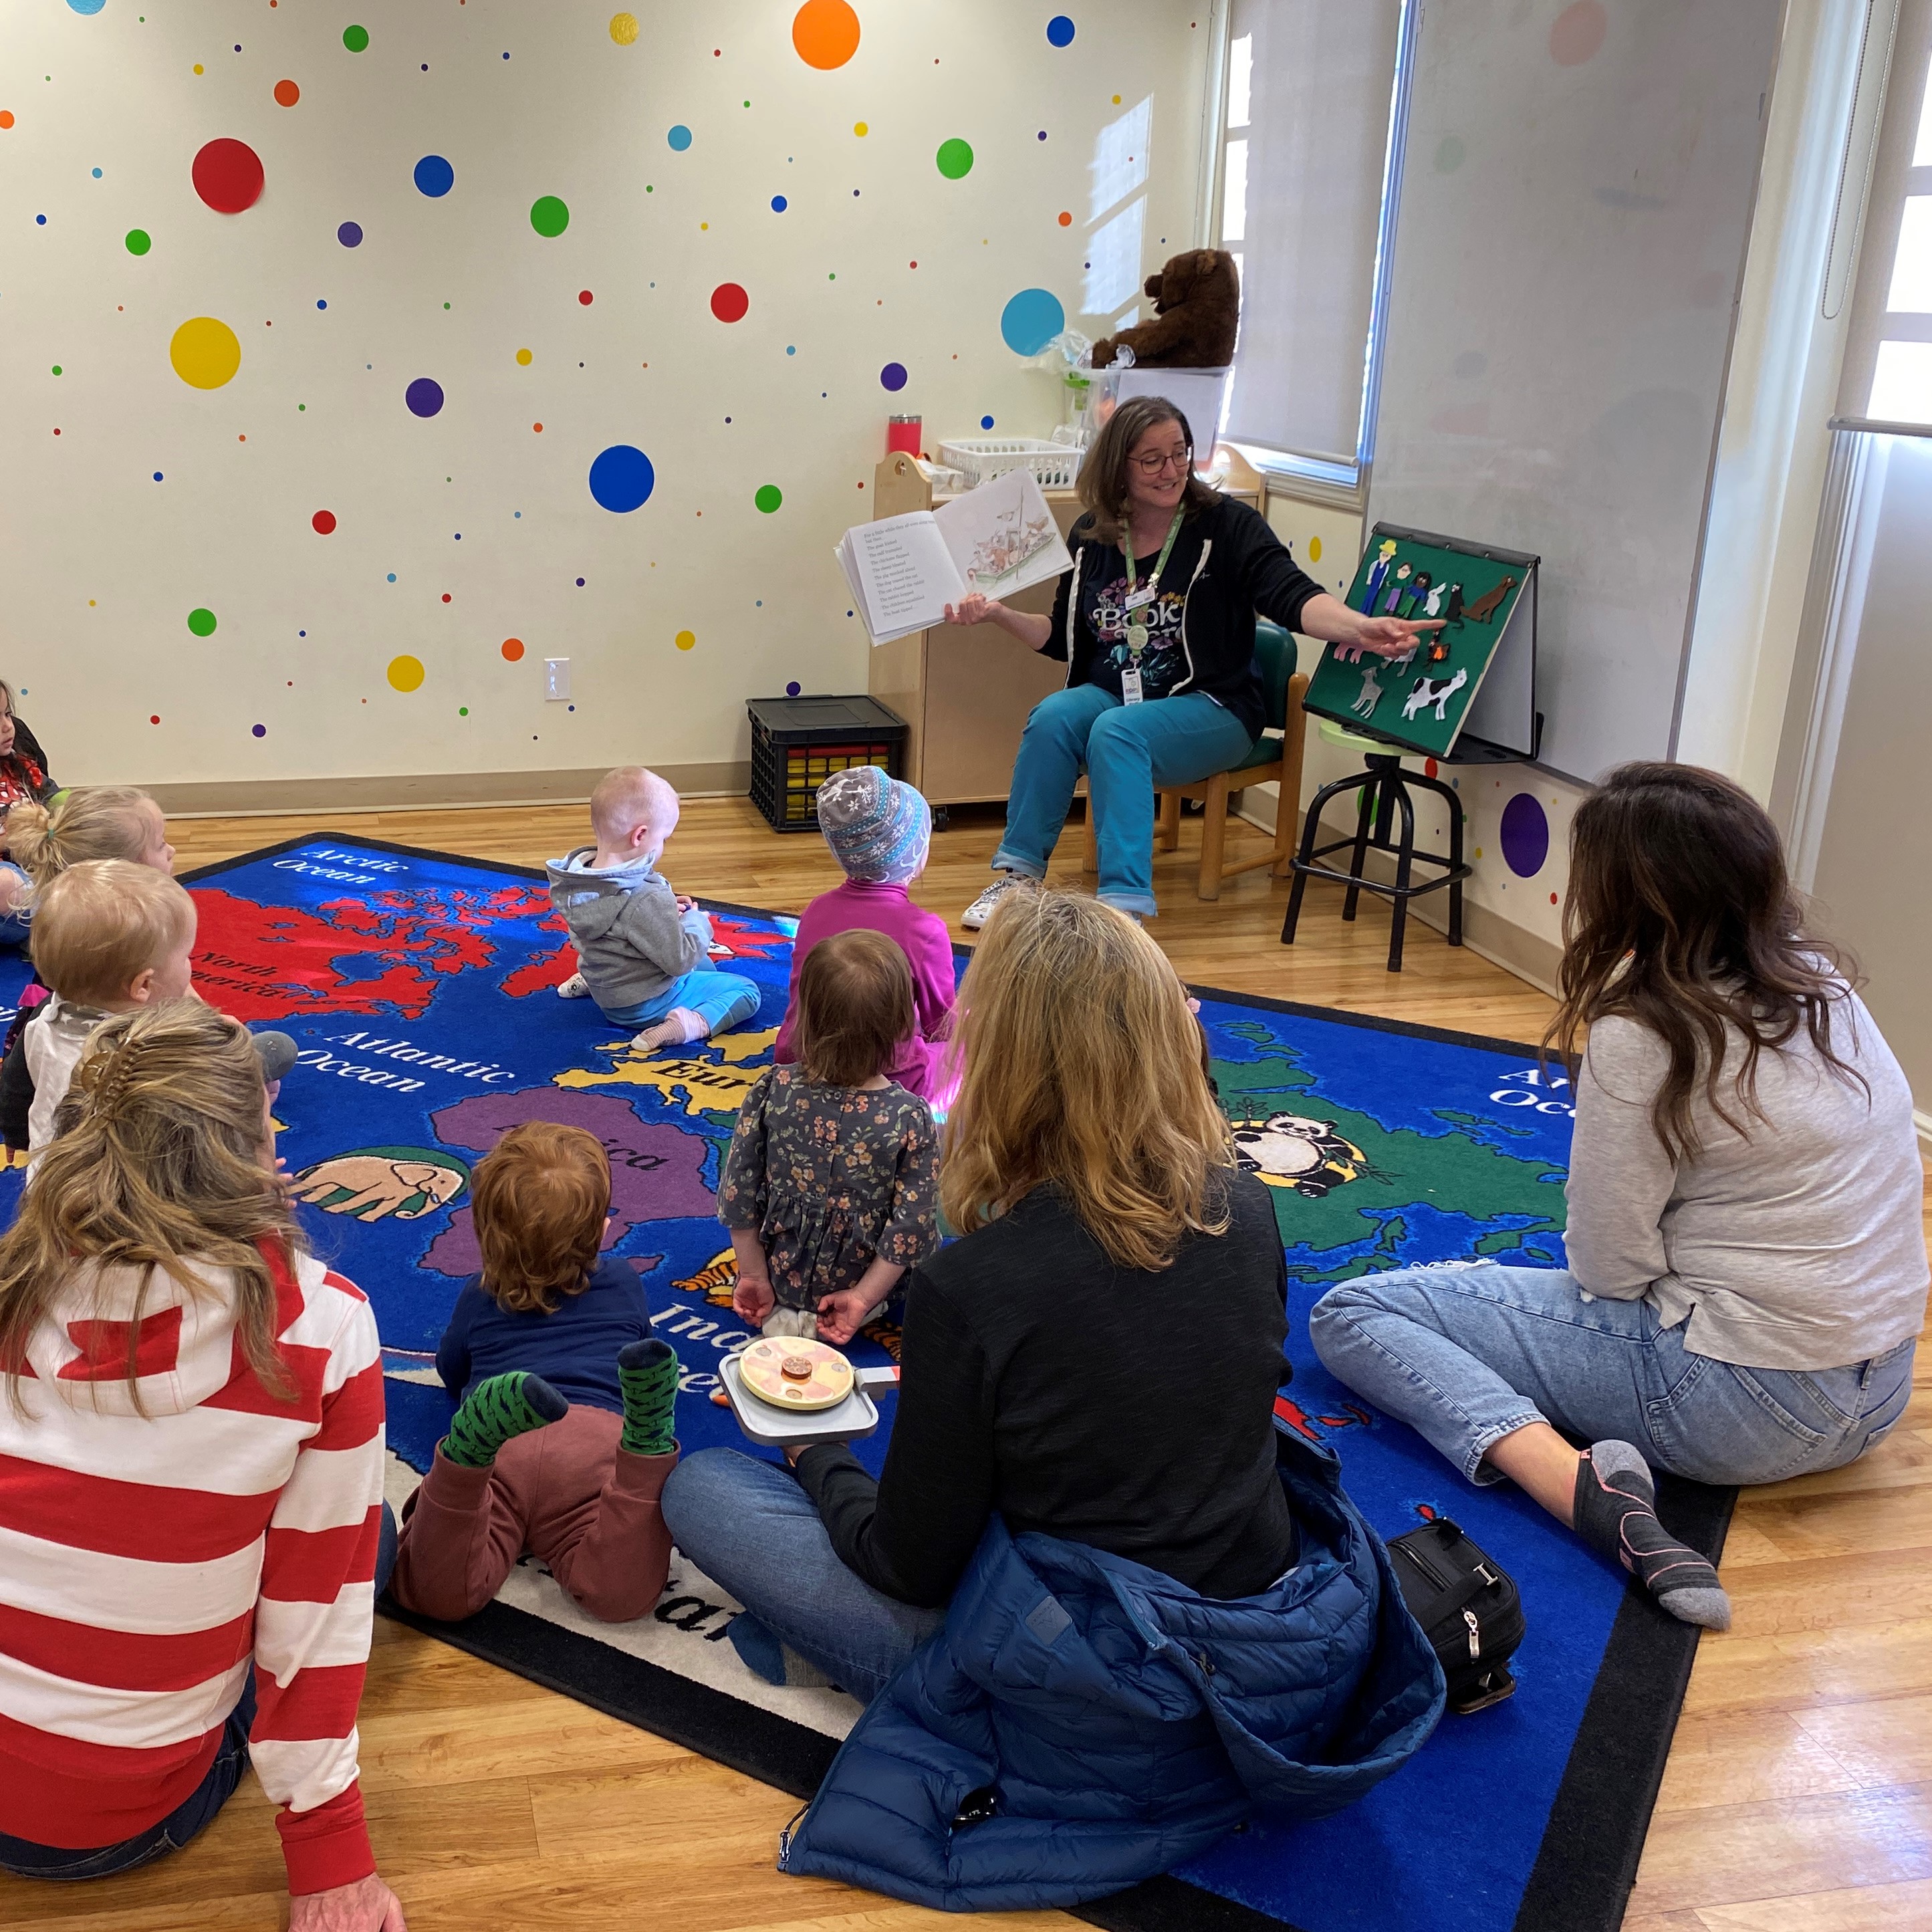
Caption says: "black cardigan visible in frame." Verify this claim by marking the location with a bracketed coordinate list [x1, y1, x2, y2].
[796, 1174, 1296, 1608]
[1042, 494, 1322, 739]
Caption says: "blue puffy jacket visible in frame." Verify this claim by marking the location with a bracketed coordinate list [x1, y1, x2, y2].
[780, 1426, 1445, 1910]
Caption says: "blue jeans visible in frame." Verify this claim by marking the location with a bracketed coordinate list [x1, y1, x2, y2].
[0, 1502, 396, 1881]
[1310, 1262, 1917, 1488]
[660, 1448, 945, 1703]
[601, 969, 761, 1035]
[995, 685, 1254, 918]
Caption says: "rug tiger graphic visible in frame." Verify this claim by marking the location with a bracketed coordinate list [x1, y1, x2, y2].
[1231, 1113, 1378, 1199]
[673, 1245, 903, 1359]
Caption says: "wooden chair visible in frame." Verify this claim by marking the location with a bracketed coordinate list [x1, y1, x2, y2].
[1083, 620, 1310, 902]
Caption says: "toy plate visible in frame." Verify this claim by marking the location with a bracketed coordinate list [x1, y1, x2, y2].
[737, 1336, 856, 1411]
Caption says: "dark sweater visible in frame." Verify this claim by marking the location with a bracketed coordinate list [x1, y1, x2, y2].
[435, 1254, 652, 1415]
[1043, 495, 1322, 739]
[797, 1173, 1296, 1608]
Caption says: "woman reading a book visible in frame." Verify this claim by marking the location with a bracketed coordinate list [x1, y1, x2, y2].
[945, 395, 1439, 927]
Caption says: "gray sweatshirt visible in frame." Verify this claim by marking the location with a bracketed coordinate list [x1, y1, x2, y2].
[545, 847, 713, 1015]
[1564, 992, 1927, 1371]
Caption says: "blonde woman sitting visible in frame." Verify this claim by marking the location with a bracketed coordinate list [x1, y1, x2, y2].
[0, 1003, 406, 1932]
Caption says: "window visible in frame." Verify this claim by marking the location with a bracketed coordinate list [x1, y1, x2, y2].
[1213, 1, 1414, 491]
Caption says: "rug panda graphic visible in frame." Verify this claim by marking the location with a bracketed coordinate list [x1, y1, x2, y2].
[1231, 1113, 1375, 1199]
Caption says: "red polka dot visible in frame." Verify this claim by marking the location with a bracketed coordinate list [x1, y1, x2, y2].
[52, 428, 59, 435]
[192, 138, 265, 214]
[578, 289, 594, 305]
[311, 509, 336, 534]
[710, 282, 749, 323]
[1550, 892, 1559, 904]
[150, 715, 161, 725]
[273, 78, 300, 107]
[441, 593, 452, 603]
[501, 637, 525, 661]
[1425, 757, 1438, 777]
[533, 421, 544, 433]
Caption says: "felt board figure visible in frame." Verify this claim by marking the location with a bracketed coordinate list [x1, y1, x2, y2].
[1442, 582, 1466, 624]
[1352, 664, 1384, 719]
[1423, 581, 1447, 618]
[1400, 571, 1433, 619]
[1401, 667, 1469, 723]
[1463, 575, 1518, 624]
[1361, 539, 1399, 611]
[1380, 564, 1412, 615]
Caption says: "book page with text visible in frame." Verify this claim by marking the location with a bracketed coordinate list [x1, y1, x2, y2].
[847, 513, 966, 643]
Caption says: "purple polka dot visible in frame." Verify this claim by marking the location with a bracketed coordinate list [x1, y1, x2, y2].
[404, 376, 444, 418]
[251, 723, 267, 737]
[338, 221, 363, 247]
[880, 362, 908, 391]
[576, 577, 586, 586]
[786, 681, 802, 696]
[1499, 792, 1550, 878]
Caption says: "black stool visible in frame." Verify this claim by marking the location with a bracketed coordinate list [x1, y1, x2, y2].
[1280, 727, 1470, 972]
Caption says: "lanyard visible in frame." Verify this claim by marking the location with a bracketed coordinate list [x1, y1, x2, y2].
[1121, 509, 1184, 656]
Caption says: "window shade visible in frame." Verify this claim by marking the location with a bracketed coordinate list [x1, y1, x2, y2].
[1220, 0, 1403, 465]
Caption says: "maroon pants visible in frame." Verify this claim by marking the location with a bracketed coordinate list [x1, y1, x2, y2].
[390, 1404, 676, 1624]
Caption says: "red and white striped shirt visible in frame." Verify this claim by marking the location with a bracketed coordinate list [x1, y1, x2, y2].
[0, 1244, 384, 1894]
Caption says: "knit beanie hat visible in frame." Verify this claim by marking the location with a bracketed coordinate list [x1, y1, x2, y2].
[816, 766, 932, 885]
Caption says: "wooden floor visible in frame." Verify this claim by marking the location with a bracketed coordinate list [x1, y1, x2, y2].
[5, 797, 1927, 1932]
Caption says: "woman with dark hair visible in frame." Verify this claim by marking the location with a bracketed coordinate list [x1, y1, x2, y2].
[945, 396, 1436, 924]
[1312, 763, 1927, 1632]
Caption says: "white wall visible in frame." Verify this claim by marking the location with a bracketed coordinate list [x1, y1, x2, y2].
[3, 0, 1209, 800]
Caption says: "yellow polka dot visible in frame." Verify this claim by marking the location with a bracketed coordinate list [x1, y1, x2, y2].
[1308, 535, 1323, 563]
[193, 63, 205, 74]
[1112, 94, 1122, 104]
[700, 221, 708, 230]
[609, 12, 638, 44]
[169, 315, 241, 390]
[386, 654, 426, 693]
[854, 120, 868, 136]
[515, 347, 532, 366]
[88, 599, 96, 607]
[674, 629, 697, 652]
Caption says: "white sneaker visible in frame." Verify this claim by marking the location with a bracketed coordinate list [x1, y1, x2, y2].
[557, 971, 590, 999]
[961, 872, 1027, 930]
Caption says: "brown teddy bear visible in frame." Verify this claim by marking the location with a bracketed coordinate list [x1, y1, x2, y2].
[1092, 249, 1241, 368]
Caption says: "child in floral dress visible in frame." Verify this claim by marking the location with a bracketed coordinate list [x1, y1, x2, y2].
[719, 928, 939, 1347]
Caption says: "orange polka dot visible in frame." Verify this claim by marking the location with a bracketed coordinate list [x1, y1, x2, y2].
[501, 638, 525, 661]
[1058, 211, 1072, 226]
[273, 78, 299, 106]
[792, 0, 860, 70]
[533, 422, 544, 433]
[0, 112, 15, 130]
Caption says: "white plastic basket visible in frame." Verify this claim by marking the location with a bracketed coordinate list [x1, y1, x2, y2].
[936, 437, 1084, 491]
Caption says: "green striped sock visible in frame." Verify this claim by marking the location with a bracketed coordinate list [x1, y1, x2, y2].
[618, 1339, 679, 1456]
[442, 1372, 568, 1469]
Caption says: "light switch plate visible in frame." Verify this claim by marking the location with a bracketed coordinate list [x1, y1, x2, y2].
[545, 656, 570, 700]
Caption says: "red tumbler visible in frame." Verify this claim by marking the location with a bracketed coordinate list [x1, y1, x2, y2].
[886, 414, 923, 457]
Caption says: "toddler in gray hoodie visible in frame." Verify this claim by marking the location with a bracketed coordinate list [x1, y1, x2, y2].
[547, 767, 761, 1052]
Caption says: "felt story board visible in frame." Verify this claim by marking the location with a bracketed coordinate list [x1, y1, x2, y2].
[1304, 524, 1538, 759]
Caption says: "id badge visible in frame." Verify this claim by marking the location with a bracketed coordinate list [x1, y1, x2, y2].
[1124, 586, 1156, 610]
[1120, 667, 1144, 705]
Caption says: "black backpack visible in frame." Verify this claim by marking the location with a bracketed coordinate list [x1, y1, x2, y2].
[1388, 1517, 1524, 1714]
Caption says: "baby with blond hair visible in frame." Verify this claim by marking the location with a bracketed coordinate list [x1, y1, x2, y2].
[546, 765, 760, 1052]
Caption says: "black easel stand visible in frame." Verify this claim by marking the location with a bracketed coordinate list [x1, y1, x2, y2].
[1280, 753, 1471, 973]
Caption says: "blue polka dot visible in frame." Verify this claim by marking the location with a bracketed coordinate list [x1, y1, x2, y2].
[299, 630, 306, 636]
[413, 154, 455, 198]
[667, 124, 693, 152]
[316, 298, 328, 310]
[981, 414, 995, 429]
[91, 167, 102, 178]
[771, 194, 787, 211]
[35, 215, 46, 225]
[589, 445, 654, 512]
[880, 362, 908, 391]
[453, 532, 461, 539]
[386, 573, 397, 582]
[68, 0, 107, 14]
[999, 287, 1065, 355]
[786, 344, 796, 355]
[514, 511, 521, 518]
[152, 471, 163, 481]
[1046, 14, 1076, 45]
[338, 221, 363, 247]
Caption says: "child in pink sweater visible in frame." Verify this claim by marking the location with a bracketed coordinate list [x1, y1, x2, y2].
[775, 767, 957, 1106]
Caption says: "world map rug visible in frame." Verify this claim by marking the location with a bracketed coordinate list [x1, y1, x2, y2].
[0, 833, 1731, 1932]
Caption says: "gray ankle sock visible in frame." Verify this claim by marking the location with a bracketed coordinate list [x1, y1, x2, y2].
[1572, 1439, 1731, 1632]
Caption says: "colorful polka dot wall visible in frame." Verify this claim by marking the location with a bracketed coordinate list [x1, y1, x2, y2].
[10, 3, 1203, 779]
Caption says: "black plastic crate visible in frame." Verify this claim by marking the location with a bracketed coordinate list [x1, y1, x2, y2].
[747, 695, 910, 832]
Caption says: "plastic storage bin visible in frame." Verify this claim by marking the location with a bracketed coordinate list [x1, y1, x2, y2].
[935, 437, 1084, 491]
[747, 695, 910, 832]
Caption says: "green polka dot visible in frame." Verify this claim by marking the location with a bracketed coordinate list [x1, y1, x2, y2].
[459, 706, 469, 716]
[754, 484, 783, 513]
[50, 365, 61, 376]
[187, 607, 217, 637]
[530, 195, 570, 238]
[342, 23, 369, 51]
[936, 138, 974, 180]
[124, 228, 152, 256]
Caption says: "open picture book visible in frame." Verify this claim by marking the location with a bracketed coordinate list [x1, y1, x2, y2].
[837, 466, 1072, 644]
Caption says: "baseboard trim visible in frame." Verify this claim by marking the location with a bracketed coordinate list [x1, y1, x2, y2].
[1239, 796, 1562, 997]
[143, 763, 751, 820]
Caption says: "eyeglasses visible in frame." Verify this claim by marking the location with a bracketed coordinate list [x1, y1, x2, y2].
[1129, 446, 1193, 476]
